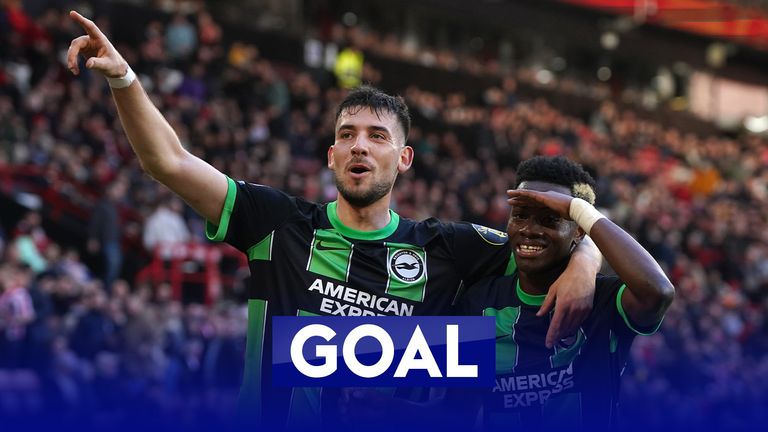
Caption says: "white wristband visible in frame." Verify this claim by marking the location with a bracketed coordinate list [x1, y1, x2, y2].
[569, 198, 605, 235]
[106, 66, 136, 89]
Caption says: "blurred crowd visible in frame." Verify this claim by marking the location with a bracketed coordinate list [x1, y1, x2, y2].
[1, 0, 767, 429]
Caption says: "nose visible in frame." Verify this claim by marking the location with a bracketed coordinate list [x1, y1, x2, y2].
[350, 135, 370, 156]
[518, 220, 543, 238]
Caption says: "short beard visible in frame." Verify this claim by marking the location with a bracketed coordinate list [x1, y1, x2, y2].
[335, 177, 393, 208]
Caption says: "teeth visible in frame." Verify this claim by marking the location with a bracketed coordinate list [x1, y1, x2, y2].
[519, 245, 544, 252]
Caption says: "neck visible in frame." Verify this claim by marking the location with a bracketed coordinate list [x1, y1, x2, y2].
[335, 194, 393, 232]
[517, 259, 569, 296]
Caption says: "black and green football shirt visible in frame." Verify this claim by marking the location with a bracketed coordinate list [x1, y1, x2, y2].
[461, 273, 664, 431]
[205, 178, 516, 429]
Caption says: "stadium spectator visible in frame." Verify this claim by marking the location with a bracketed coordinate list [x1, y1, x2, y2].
[69, 286, 116, 360]
[165, 13, 197, 61]
[88, 180, 126, 292]
[196, 10, 221, 47]
[0, 263, 35, 368]
[142, 197, 191, 252]
[11, 211, 48, 273]
[334, 44, 364, 89]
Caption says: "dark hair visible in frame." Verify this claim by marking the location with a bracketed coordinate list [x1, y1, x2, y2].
[335, 86, 411, 142]
[515, 156, 597, 204]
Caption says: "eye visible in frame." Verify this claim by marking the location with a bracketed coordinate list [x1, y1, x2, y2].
[510, 213, 528, 222]
[339, 131, 353, 140]
[540, 215, 562, 227]
[371, 132, 386, 140]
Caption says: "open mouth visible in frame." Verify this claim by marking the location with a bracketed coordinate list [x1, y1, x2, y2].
[349, 164, 372, 177]
[515, 243, 546, 258]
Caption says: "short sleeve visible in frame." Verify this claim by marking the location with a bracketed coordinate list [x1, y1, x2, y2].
[205, 177, 296, 252]
[594, 275, 664, 337]
[615, 284, 665, 335]
[448, 222, 514, 286]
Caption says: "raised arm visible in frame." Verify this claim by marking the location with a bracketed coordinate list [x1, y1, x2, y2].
[586, 215, 674, 327]
[508, 189, 675, 329]
[66, 11, 228, 223]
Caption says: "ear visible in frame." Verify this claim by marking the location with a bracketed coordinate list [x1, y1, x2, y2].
[573, 225, 586, 244]
[327, 145, 335, 169]
[397, 145, 414, 173]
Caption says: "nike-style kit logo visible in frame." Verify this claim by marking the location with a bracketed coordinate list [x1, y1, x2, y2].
[316, 241, 348, 251]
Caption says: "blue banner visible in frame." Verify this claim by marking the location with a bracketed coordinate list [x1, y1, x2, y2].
[272, 316, 496, 387]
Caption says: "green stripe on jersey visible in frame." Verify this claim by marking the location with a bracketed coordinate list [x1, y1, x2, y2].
[516, 279, 546, 307]
[238, 299, 267, 423]
[484, 306, 521, 374]
[205, 176, 237, 242]
[287, 310, 322, 429]
[286, 387, 322, 429]
[616, 284, 664, 335]
[550, 328, 586, 368]
[326, 201, 400, 240]
[247, 231, 274, 261]
[504, 252, 517, 276]
[385, 242, 427, 302]
[306, 229, 354, 282]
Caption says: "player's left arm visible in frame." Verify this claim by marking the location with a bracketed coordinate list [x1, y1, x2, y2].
[588, 218, 674, 328]
[509, 190, 675, 329]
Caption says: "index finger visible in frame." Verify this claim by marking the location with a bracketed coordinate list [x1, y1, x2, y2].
[555, 313, 581, 346]
[69, 10, 105, 40]
[544, 306, 562, 349]
[507, 189, 546, 203]
[507, 193, 546, 209]
[506, 189, 536, 197]
[67, 35, 89, 74]
[537, 289, 555, 317]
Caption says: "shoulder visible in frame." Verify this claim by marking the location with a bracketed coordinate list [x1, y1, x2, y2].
[395, 217, 495, 246]
[233, 180, 292, 200]
[413, 218, 509, 245]
[472, 273, 514, 292]
[293, 195, 326, 217]
[465, 223, 508, 246]
[234, 180, 323, 214]
[461, 273, 517, 310]
[595, 273, 623, 291]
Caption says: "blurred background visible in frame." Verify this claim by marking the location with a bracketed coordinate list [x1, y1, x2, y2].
[1, 0, 767, 430]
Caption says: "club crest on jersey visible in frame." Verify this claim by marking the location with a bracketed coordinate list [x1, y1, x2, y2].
[472, 224, 508, 246]
[390, 249, 424, 283]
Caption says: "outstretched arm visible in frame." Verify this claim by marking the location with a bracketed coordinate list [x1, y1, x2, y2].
[508, 189, 674, 329]
[66, 11, 228, 223]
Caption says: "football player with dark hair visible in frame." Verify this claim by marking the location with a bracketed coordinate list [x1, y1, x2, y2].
[462, 156, 675, 430]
